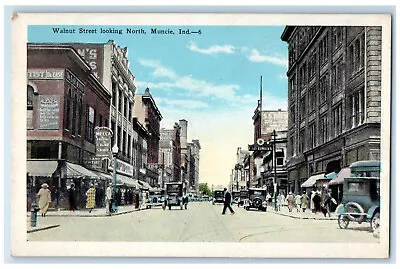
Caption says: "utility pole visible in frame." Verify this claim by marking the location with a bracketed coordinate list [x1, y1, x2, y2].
[272, 130, 278, 211]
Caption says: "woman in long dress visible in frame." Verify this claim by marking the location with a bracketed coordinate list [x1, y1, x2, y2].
[37, 183, 51, 217]
[286, 192, 295, 212]
[86, 184, 96, 213]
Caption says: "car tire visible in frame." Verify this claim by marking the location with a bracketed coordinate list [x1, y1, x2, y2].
[370, 211, 380, 235]
[338, 214, 350, 229]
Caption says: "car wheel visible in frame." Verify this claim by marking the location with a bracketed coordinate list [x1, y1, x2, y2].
[344, 202, 365, 223]
[245, 206, 249, 211]
[370, 212, 380, 234]
[338, 214, 350, 229]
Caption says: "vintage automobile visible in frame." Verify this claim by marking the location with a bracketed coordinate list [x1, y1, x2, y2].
[244, 188, 268, 211]
[163, 182, 187, 210]
[336, 161, 380, 234]
[238, 190, 249, 206]
[212, 190, 225, 205]
[146, 189, 165, 209]
[232, 191, 240, 204]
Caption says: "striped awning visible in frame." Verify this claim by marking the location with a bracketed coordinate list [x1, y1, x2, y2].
[64, 162, 99, 178]
[329, 167, 351, 185]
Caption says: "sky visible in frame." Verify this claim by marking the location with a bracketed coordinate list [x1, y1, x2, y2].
[28, 25, 289, 187]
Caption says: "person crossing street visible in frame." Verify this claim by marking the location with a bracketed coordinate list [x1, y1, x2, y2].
[221, 188, 235, 215]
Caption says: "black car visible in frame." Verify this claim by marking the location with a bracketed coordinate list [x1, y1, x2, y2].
[244, 188, 268, 211]
[212, 190, 225, 205]
[163, 182, 186, 210]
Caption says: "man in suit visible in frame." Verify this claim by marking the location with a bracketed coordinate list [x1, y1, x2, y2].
[222, 188, 235, 215]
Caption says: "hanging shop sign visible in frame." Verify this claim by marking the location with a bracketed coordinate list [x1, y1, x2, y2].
[94, 126, 113, 157]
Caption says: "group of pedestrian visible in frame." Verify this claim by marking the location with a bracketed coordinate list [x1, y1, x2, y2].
[309, 189, 337, 217]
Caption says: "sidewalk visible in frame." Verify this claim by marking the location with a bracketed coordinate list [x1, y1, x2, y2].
[27, 204, 149, 218]
[27, 222, 60, 233]
[270, 206, 338, 220]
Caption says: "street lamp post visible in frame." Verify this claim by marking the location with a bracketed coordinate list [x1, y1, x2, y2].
[112, 144, 119, 213]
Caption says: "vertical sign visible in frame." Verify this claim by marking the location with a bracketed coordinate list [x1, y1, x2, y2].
[94, 126, 113, 157]
[71, 45, 104, 82]
[38, 95, 60, 130]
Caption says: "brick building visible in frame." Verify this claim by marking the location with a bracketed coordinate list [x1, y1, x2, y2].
[133, 87, 162, 187]
[159, 123, 182, 184]
[188, 140, 201, 195]
[281, 26, 381, 194]
[27, 44, 111, 209]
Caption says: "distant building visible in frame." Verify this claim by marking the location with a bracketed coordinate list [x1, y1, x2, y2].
[250, 107, 288, 189]
[281, 26, 381, 194]
[159, 123, 182, 184]
[188, 140, 201, 194]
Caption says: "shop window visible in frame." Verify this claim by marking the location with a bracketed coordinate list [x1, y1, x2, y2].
[85, 106, 95, 143]
[27, 85, 34, 110]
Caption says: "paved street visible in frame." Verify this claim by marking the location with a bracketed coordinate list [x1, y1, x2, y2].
[27, 202, 379, 243]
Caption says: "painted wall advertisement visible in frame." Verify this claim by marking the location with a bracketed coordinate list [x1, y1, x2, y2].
[71, 44, 104, 82]
[38, 95, 60, 130]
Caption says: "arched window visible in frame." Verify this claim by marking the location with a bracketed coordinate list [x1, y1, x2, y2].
[27, 85, 34, 110]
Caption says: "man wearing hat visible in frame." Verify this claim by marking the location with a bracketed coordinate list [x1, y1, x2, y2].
[37, 183, 51, 217]
[222, 187, 235, 215]
[105, 183, 113, 215]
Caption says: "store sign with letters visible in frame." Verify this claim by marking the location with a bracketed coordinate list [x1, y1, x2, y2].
[27, 69, 64, 80]
[94, 127, 113, 157]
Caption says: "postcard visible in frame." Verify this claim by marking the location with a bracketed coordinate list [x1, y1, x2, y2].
[11, 13, 391, 258]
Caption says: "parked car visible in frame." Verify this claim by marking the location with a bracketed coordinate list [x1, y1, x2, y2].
[146, 189, 165, 209]
[239, 190, 249, 206]
[212, 190, 225, 205]
[336, 161, 380, 234]
[163, 182, 186, 210]
[232, 191, 240, 204]
[244, 188, 268, 211]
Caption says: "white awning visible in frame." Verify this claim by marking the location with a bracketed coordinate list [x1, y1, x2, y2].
[64, 162, 99, 178]
[116, 174, 140, 188]
[301, 173, 325, 188]
[27, 160, 58, 177]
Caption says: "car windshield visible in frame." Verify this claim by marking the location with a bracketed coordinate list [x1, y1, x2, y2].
[215, 191, 224, 197]
[167, 184, 181, 195]
[347, 181, 367, 193]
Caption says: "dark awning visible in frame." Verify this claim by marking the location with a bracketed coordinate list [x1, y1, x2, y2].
[329, 167, 351, 185]
[27, 160, 58, 177]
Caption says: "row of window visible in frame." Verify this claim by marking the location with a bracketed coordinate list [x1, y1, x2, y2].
[112, 81, 133, 122]
[289, 90, 365, 156]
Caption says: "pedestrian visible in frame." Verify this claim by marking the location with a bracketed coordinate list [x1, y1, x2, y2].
[286, 192, 295, 212]
[221, 188, 235, 215]
[301, 191, 309, 212]
[295, 192, 302, 212]
[266, 192, 272, 209]
[279, 193, 286, 211]
[105, 183, 112, 215]
[312, 190, 322, 214]
[37, 183, 51, 217]
[86, 183, 96, 213]
[323, 189, 337, 218]
[68, 183, 77, 212]
[310, 190, 316, 213]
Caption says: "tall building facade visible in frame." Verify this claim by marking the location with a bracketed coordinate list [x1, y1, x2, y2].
[281, 26, 381, 194]
[68, 40, 138, 186]
[188, 139, 201, 195]
[159, 123, 182, 184]
[133, 87, 163, 187]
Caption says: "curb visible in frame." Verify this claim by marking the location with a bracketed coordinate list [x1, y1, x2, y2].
[27, 224, 60, 233]
[27, 208, 148, 218]
[273, 211, 337, 220]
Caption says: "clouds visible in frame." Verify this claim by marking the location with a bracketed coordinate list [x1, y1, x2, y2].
[248, 49, 288, 67]
[187, 42, 288, 68]
[187, 41, 235, 55]
[136, 59, 240, 102]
